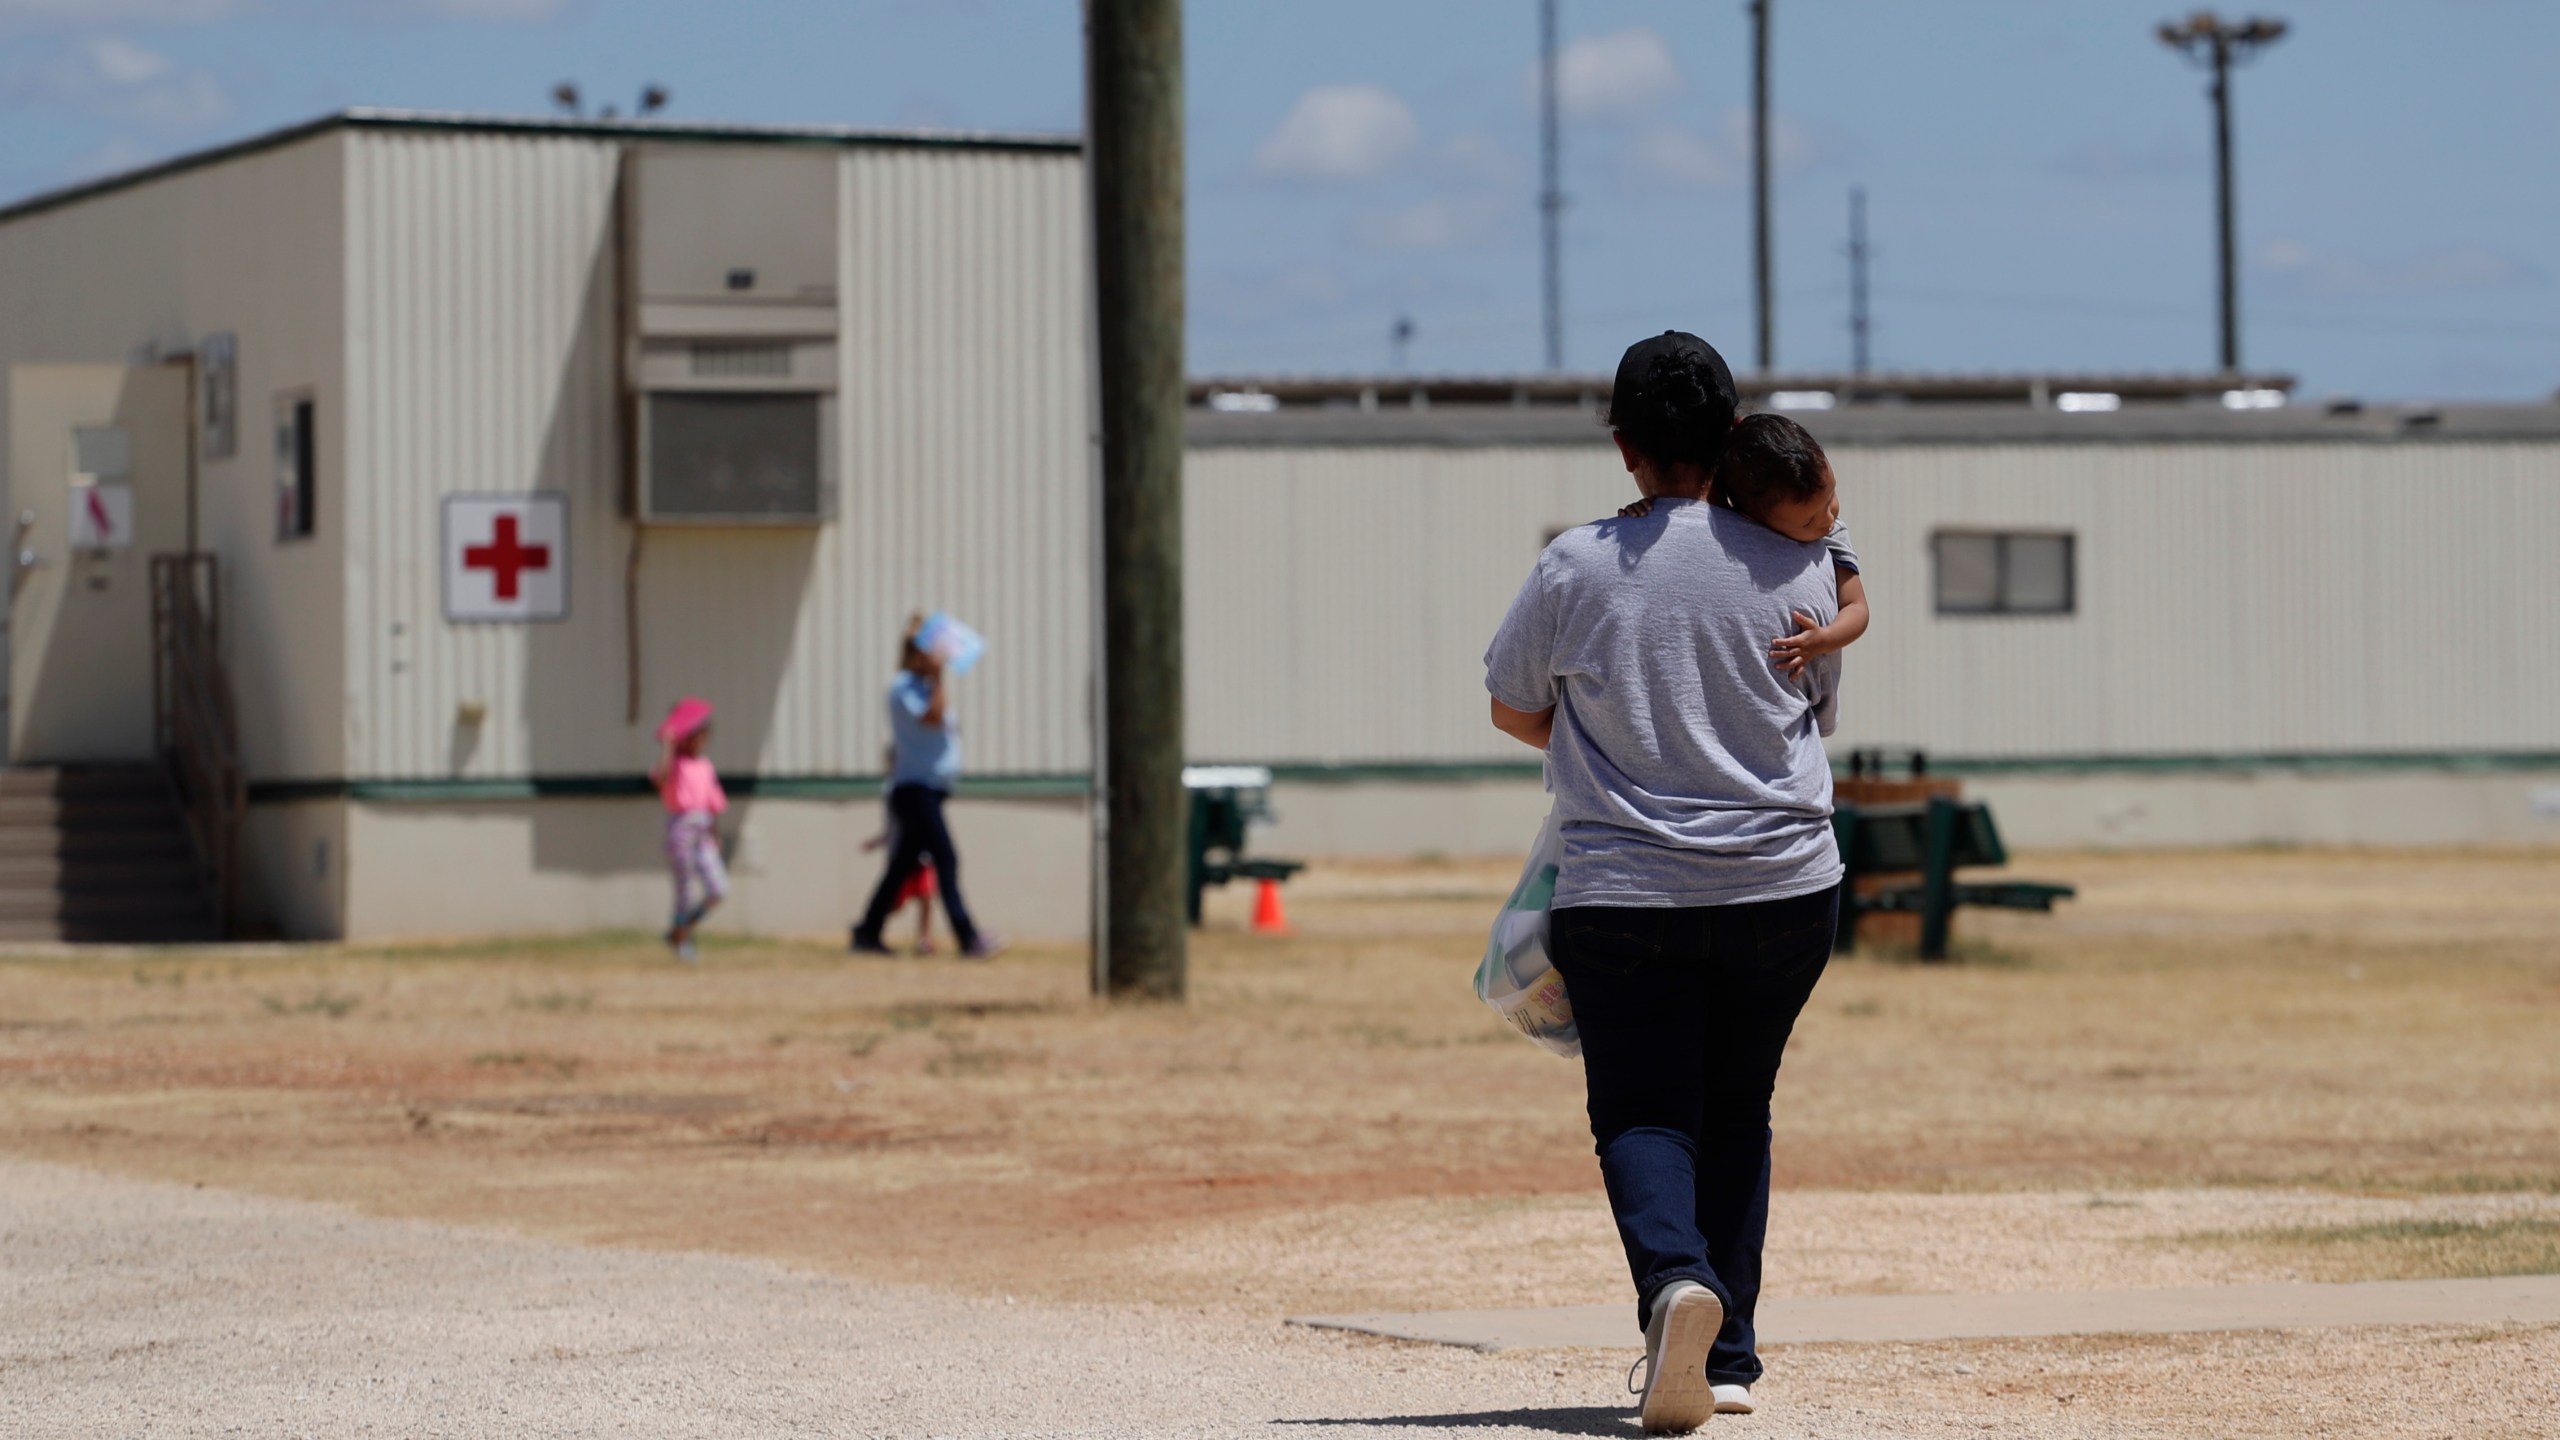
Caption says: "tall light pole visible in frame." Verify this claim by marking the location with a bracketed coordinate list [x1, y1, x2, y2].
[1748, 0, 1772, 372]
[2158, 11, 2287, 373]
[1538, 0, 1565, 372]
[1086, 0, 1188, 1000]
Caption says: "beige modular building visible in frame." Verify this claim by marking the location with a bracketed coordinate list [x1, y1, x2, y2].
[1183, 399, 2560, 858]
[5, 111, 2556, 946]
[1, 111, 1099, 942]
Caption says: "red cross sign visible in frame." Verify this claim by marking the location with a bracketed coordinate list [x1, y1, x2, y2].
[463, 515, 550, 600]
[444, 494, 568, 622]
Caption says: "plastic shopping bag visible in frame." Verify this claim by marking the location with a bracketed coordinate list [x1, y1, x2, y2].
[1473, 809, 1579, 1058]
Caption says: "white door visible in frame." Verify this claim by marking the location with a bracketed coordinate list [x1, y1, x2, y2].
[5, 364, 191, 763]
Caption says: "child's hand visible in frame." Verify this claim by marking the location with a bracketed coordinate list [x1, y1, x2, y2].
[1617, 497, 1656, 519]
[1770, 611, 1845, 677]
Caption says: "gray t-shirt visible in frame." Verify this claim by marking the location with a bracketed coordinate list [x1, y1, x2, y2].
[1484, 497, 1844, 909]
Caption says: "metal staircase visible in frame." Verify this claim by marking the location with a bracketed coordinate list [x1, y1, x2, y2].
[0, 765, 219, 942]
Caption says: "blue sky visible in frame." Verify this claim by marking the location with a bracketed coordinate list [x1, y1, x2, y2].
[3, 0, 2556, 399]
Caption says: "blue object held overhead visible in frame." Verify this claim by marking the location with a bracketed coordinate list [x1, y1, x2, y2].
[915, 612, 985, 676]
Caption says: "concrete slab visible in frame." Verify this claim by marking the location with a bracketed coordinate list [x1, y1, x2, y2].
[1292, 1274, 2560, 1351]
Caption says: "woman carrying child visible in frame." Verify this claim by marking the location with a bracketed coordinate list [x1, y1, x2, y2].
[1482, 331, 1857, 1433]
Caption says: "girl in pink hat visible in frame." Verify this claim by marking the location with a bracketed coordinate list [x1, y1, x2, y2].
[651, 696, 727, 962]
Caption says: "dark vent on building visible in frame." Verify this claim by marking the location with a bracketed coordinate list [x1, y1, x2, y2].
[645, 393, 824, 520]
[689, 342, 793, 379]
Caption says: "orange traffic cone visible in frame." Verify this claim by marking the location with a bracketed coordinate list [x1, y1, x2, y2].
[1250, 877, 1292, 935]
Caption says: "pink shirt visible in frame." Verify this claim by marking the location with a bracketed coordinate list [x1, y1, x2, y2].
[660, 755, 727, 815]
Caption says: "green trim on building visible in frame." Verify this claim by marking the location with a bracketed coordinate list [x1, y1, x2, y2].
[1247, 751, 2560, 785]
[245, 751, 2560, 807]
[0, 108, 1077, 228]
[1260, 760, 1547, 785]
[1909, 750, 2560, 777]
[248, 773, 1092, 805]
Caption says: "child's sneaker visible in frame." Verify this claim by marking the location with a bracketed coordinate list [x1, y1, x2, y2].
[675, 937, 700, 964]
[914, 935, 938, 956]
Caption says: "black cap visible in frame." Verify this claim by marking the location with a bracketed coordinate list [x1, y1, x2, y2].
[1610, 330, 1736, 425]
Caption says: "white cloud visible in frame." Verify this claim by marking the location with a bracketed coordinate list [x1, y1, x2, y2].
[1542, 27, 1681, 121]
[87, 36, 173, 85]
[1626, 107, 1813, 190]
[2260, 240, 2541, 295]
[1254, 84, 1420, 182]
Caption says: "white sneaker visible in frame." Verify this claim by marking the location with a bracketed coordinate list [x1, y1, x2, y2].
[1712, 1383, 1755, 1415]
[1631, 1280, 1721, 1434]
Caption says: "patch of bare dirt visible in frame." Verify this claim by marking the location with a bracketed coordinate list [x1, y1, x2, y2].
[0, 848, 2554, 1319]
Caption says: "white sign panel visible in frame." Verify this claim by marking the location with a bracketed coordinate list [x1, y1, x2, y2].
[200, 332, 238, 459]
[69, 483, 133, 550]
[443, 493, 569, 622]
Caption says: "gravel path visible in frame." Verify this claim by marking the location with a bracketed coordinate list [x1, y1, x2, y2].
[6, 1159, 2554, 1438]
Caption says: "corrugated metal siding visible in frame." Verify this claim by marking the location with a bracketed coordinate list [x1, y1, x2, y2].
[0, 132, 347, 779]
[1184, 444, 1626, 762]
[1184, 439, 2560, 763]
[345, 132, 1090, 780]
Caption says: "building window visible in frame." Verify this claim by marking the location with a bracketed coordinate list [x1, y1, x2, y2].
[1932, 530, 2074, 615]
[275, 392, 316, 540]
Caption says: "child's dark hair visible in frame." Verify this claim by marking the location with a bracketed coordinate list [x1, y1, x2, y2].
[1716, 413, 1829, 519]
[1606, 347, 1738, 471]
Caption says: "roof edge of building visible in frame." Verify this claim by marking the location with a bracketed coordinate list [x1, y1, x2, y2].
[0, 107, 1080, 229]
[1186, 398, 2560, 448]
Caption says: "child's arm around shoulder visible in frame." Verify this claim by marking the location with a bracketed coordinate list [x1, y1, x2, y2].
[1771, 538, 1871, 678]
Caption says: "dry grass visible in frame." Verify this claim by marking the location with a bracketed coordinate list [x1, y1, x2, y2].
[2180, 1217, 2560, 1283]
[1, 847, 2556, 1316]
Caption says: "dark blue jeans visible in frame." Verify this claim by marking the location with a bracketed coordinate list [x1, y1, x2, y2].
[854, 784, 981, 951]
[1548, 883, 1839, 1388]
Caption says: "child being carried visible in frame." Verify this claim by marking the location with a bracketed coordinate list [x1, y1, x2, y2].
[1620, 411, 1869, 675]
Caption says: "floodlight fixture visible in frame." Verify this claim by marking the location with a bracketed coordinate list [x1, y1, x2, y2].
[2156, 10, 2288, 372]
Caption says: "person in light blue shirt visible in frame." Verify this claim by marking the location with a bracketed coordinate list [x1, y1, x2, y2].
[852, 617, 999, 957]
[888, 665, 961, 791]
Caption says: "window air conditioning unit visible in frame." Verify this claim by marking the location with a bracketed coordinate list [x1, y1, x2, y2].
[622, 144, 839, 524]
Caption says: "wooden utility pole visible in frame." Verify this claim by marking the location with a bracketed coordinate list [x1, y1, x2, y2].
[1749, 0, 1773, 372]
[1085, 0, 1188, 1000]
[2158, 11, 2288, 372]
